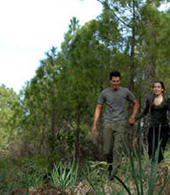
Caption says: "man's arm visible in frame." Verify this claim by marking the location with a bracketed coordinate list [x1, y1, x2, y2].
[128, 99, 140, 125]
[92, 104, 102, 137]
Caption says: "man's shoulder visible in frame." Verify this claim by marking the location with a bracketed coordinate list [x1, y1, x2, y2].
[119, 86, 128, 90]
[119, 86, 131, 93]
[101, 88, 111, 93]
[102, 87, 131, 93]
[102, 87, 130, 93]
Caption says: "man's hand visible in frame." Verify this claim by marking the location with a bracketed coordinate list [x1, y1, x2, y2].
[91, 104, 102, 137]
[128, 116, 135, 125]
[129, 99, 139, 125]
[92, 126, 98, 137]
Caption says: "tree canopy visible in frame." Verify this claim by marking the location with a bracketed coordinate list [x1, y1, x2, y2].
[1, 0, 170, 162]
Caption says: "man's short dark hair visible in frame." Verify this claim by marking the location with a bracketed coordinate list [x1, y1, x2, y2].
[110, 70, 121, 80]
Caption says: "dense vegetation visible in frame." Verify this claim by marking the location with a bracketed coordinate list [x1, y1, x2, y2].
[1, 0, 170, 194]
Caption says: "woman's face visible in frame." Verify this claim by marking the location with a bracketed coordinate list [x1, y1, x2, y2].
[153, 82, 164, 96]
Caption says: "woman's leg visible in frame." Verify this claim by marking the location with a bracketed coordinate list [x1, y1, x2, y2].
[148, 126, 169, 163]
[148, 127, 156, 161]
[158, 126, 169, 163]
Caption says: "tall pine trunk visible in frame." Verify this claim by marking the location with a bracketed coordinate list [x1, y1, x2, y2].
[142, 0, 156, 146]
[128, 0, 136, 150]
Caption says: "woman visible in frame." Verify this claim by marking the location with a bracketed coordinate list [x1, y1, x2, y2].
[136, 81, 170, 163]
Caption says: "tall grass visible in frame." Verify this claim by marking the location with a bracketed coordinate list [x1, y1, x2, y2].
[113, 128, 170, 195]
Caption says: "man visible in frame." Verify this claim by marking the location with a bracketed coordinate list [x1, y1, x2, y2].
[92, 70, 139, 179]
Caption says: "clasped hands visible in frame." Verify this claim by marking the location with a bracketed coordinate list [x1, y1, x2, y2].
[128, 116, 136, 126]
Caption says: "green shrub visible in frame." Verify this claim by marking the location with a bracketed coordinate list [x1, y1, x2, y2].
[51, 160, 78, 193]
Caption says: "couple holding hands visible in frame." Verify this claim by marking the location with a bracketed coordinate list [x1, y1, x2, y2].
[92, 70, 170, 179]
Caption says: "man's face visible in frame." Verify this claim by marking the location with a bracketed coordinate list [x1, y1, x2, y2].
[110, 76, 120, 90]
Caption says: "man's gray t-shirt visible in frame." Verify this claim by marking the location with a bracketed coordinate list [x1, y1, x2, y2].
[98, 87, 136, 122]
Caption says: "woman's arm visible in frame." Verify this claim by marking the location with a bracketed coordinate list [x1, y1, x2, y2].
[135, 98, 150, 121]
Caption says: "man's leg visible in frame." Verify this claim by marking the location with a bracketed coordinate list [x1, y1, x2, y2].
[112, 122, 127, 176]
[103, 122, 114, 178]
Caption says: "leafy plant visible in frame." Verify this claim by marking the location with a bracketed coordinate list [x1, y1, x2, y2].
[51, 160, 78, 193]
[0, 165, 18, 194]
[18, 170, 44, 188]
[15, 158, 46, 194]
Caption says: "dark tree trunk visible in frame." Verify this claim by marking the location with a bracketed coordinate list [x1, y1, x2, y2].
[128, 0, 136, 150]
[51, 108, 56, 152]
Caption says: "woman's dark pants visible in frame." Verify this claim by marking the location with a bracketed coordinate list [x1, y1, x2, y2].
[148, 126, 169, 163]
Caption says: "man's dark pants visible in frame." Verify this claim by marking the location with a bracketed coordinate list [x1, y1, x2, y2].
[103, 121, 127, 177]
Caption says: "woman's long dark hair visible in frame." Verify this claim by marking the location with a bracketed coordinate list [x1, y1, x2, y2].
[150, 81, 167, 110]
[153, 81, 165, 92]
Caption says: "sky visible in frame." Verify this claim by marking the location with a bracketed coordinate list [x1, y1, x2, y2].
[0, 0, 102, 93]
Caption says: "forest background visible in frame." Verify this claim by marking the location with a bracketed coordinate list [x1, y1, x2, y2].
[1, 0, 170, 193]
